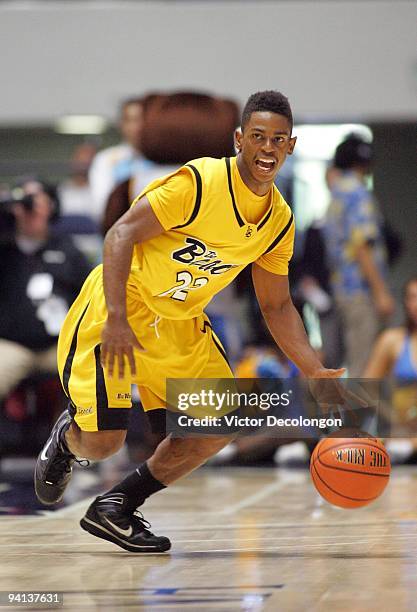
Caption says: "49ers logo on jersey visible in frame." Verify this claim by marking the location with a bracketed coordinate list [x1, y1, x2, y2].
[171, 237, 238, 275]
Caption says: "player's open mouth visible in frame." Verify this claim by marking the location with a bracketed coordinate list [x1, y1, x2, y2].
[255, 158, 276, 174]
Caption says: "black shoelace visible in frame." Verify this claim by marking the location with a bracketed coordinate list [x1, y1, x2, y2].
[45, 449, 89, 483]
[131, 510, 153, 535]
[98, 496, 153, 535]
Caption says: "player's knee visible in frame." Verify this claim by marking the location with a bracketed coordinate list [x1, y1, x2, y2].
[79, 430, 127, 460]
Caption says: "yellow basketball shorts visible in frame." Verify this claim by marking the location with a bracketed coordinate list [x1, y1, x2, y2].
[57, 265, 233, 432]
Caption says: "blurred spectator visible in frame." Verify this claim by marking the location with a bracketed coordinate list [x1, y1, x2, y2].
[89, 97, 155, 223]
[235, 265, 272, 345]
[58, 142, 97, 219]
[290, 164, 348, 368]
[102, 90, 238, 234]
[323, 134, 395, 376]
[102, 162, 178, 235]
[204, 285, 243, 365]
[235, 344, 298, 379]
[365, 276, 417, 386]
[0, 180, 92, 401]
[364, 277, 417, 460]
[363, 276, 417, 463]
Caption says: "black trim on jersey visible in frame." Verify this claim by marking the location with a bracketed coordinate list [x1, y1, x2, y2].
[263, 212, 294, 255]
[225, 157, 245, 227]
[257, 206, 273, 231]
[62, 302, 90, 400]
[173, 164, 202, 229]
[94, 345, 130, 431]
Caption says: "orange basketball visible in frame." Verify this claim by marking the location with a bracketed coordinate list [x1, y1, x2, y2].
[310, 436, 391, 509]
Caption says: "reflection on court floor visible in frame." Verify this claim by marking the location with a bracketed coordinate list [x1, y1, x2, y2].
[1, 466, 417, 610]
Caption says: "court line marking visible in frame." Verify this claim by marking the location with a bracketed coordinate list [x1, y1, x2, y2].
[0, 539, 403, 550]
[177, 542, 417, 553]
[31, 586, 283, 592]
[11, 481, 288, 521]
[2, 530, 392, 540]
[154, 513, 410, 531]
[4, 533, 417, 548]
[0, 541, 373, 549]
[219, 480, 288, 515]
[37, 497, 95, 517]
[1, 517, 414, 530]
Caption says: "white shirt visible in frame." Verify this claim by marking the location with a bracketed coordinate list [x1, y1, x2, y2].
[58, 181, 95, 219]
[88, 143, 139, 222]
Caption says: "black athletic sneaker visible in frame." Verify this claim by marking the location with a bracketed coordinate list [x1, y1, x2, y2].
[80, 493, 171, 553]
[34, 409, 78, 505]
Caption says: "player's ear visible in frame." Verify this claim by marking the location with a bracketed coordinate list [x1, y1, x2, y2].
[234, 127, 243, 153]
[287, 135, 297, 156]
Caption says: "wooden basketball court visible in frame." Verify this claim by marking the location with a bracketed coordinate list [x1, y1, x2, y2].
[1, 466, 417, 611]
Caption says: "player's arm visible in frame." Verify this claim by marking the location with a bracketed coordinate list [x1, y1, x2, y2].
[101, 167, 195, 378]
[103, 196, 164, 319]
[101, 197, 165, 378]
[356, 243, 394, 318]
[252, 263, 343, 379]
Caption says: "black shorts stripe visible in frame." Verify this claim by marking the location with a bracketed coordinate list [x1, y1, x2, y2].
[225, 157, 245, 227]
[201, 317, 231, 370]
[263, 212, 294, 255]
[173, 164, 202, 229]
[200, 319, 212, 334]
[94, 345, 130, 431]
[257, 206, 273, 230]
[212, 334, 232, 369]
[62, 302, 90, 400]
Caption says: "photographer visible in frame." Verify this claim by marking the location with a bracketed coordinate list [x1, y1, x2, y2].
[0, 180, 92, 402]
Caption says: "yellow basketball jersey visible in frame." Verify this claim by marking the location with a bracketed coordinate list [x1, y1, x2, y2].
[131, 156, 295, 320]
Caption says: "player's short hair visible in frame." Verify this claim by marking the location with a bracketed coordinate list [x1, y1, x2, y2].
[241, 91, 293, 131]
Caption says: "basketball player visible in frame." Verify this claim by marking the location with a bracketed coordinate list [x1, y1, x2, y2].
[35, 91, 344, 553]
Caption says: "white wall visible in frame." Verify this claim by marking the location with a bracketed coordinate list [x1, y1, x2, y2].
[1, 1, 416, 124]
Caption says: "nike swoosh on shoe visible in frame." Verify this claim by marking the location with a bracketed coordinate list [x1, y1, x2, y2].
[103, 517, 133, 537]
[40, 438, 53, 461]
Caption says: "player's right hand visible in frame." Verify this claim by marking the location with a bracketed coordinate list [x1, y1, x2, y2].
[100, 317, 144, 379]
